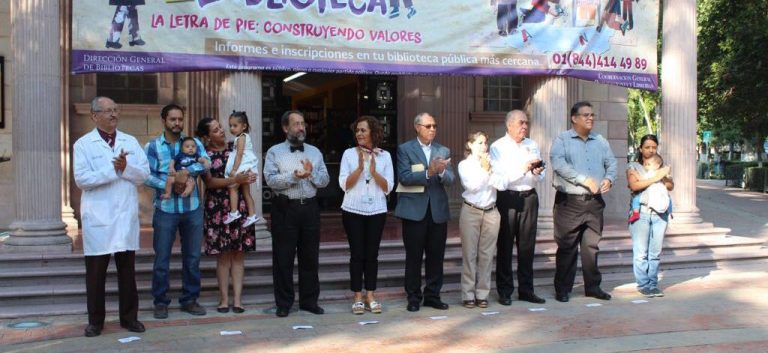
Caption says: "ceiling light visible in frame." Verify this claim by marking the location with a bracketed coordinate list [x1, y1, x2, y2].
[283, 72, 306, 83]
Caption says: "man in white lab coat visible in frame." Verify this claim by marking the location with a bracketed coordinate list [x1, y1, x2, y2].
[73, 96, 150, 337]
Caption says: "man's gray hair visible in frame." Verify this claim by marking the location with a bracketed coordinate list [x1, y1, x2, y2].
[414, 112, 432, 126]
[90, 96, 109, 113]
[505, 110, 526, 125]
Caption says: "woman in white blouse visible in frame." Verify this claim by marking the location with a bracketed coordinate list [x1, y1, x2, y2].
[339, 116, 395, 314]
[458, 131, 502, 308]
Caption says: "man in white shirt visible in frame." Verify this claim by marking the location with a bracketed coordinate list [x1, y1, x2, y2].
[73, 96, 150, 337]
[489, 110, 546, 305]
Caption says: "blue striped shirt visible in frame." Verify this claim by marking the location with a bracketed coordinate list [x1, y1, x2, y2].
[144, 133, 209, 213]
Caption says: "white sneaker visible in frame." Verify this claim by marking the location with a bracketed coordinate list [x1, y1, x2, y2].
[223, 211, 241, 225]
[242, 215, 260, 227]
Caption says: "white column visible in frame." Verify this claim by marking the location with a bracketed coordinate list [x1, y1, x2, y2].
[527, 76, 569, 229]
[4, 0, 72, 252]
[218, 72, 270, 240]
[661, 0, 701, 224]
[60, 0, 78, 235]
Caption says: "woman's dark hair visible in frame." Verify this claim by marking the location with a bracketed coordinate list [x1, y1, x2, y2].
[464, 131, 489, 157]
[350, 115, 384, 148]
[636, 134, 659, 164]
[195, 117, 215, 138]
[229, 111, 250, 133]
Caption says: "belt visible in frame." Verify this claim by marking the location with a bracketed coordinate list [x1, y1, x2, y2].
[463, 201, 496, 212]
[507, 189, 536, 197]
[557, 191, 602, 201]
[276, 194, 316, 206]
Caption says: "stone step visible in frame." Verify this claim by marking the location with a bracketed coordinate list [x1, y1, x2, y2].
[2, 243, 766, 313]
[0, 234, 761, 287]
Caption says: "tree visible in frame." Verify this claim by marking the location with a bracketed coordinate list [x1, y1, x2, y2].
[698, 0, 768, 161]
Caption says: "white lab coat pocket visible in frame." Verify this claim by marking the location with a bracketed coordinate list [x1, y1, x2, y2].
[82, 200, 114, 227]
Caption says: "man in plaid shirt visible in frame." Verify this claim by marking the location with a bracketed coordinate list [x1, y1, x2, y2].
[144, 104, 210, 319]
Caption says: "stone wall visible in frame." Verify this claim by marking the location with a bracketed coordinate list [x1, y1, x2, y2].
[0, 0, 14, 229]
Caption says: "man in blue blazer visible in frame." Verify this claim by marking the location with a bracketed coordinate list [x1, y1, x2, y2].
[395, 112, 455, 312]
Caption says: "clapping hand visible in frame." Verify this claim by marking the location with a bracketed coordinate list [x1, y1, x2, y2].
[294, 159, 313, 179]
[112, 149, 128, 173]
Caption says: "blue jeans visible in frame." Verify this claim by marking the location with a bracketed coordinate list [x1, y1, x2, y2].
[151, 207, 203, 306]
[629, 211, 668, 289]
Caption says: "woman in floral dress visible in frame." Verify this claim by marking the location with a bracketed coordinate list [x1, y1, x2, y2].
[197, 117, 258, 314]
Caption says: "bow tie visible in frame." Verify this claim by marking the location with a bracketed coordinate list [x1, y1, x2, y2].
[290, 145, 304, 153]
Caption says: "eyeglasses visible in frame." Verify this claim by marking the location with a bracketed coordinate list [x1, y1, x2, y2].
[418, 124, 438, 129]
[578, 113, 595, 118]
[95, 108, 121, 115]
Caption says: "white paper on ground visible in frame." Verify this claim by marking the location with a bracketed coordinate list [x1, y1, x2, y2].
[429, 316, 448, 320]
[358, 321, 380, 325]
[632, 299, 649, 304]
[481, 311, 500, 316]
[585, 303, 603, 307]
[118, 336, 141, 343]
[292, 325, 314, 330]
[220, 330, 243, 336]
[528, 308, 547, 312]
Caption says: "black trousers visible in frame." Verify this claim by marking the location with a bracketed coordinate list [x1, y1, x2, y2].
[497, 1, 518, 33]
[85, 251, 138, 327]
[496, 190, 539, 298]
[342, 211, 387, 292]
[271, 196, 321, 309]
[553, 192, 605, 295]
[402, 206, 448, 304]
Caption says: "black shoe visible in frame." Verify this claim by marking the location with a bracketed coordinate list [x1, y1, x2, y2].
[406, 302, 420, 312]
[555, 292, 570, 302]
[498, 296, 512, 306]
[105, 40, 122, 49]
[120, 321, 145, 333]
[232, 306, 246, 314]
[153, 304, 168, 319]
[423, 299, 449, 310]
[180, 301, 207, 316]
[217, 306, 230, 313]
[585, 289, 612, 301]
[498, 30, 508, 36]
[84, 324, 102, 337]
[129, 39, 145, 46]
[276, 306, 290, 317]
[519, 293, 546, 304]
[299, 305, 325, 315]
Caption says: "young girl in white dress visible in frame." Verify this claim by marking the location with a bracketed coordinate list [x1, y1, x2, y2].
[223, 111, 260, 227]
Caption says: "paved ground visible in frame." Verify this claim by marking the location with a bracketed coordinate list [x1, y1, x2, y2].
[1, 180, 767, 353]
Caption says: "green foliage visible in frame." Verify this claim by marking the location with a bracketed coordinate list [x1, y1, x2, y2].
[698, 0, 768, 156]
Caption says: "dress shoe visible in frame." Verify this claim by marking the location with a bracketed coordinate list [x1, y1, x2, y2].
[498, 296, 512, 306]
[154, 304, 169, 319]
[129, 39, 146, 46]
[406, 302, 420, 312]
[585, 289, 612, 301]
[121, 321, 146, 333]
[84, 324, 102, 337]
[105, 40, 122, 49]
[299, 305, 325, 315]
[519, 293, 546, 304]
[555, 292, 570, 302]
[181, 301, 207, 316]
[275, 306, 290, 317]
[476, 299, 489, 308]
[423, 299, 449, 310]
[232, 306, 246, 314]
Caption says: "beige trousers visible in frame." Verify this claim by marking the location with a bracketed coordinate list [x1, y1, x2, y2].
[459, 203, 501, 301]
